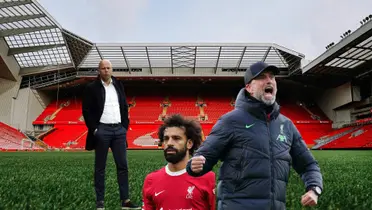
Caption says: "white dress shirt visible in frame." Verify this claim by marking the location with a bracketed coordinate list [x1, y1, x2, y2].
[99, 79, 121, 124]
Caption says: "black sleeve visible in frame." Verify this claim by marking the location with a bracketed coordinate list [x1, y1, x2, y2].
[289, 122, 324, 191]
[186, 117, 234, 177]
[82, 84, 96, 131]
[119, 82, 129, 130]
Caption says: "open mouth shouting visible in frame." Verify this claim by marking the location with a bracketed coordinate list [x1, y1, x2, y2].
[264, 86, 274, 97]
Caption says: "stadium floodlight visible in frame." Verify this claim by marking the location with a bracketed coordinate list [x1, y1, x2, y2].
[360, 15, 371, 26]
[340, 30, 352, 39]
[325, 42, 335, 50]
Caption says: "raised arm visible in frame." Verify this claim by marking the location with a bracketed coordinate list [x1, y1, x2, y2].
[186, 117, 234, 177]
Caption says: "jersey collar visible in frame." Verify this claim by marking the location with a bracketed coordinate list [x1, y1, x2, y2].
[165, 164, 186, 176]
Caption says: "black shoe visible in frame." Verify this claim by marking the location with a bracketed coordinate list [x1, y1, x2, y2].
[121, 200, 141, 210]
[96, 200, 104, 210]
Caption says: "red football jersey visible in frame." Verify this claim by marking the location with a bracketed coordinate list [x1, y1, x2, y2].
[142, 164, 216, 210]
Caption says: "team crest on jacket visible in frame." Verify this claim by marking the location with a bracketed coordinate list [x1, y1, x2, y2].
[186, 186, 195, 199]
[276, 124, 287, 143]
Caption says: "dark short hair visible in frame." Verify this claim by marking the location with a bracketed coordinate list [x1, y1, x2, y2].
[158, 114, 202, 156]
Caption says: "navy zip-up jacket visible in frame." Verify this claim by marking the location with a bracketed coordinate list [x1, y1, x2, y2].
[186, 88, 323, 210]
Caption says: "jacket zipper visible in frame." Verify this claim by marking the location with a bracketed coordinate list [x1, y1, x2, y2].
[267, 114, 275, 209]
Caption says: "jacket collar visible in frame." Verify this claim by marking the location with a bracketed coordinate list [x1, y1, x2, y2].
[96, 75, 117, 86]
[234, 88, 280, 121]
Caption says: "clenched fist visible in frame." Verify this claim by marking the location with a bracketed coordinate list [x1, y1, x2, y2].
[190, 155, 206, 173]
[301, 190, 318, 206]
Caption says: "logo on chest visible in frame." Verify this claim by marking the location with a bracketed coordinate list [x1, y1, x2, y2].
[186, 186, 195, 199]
[276, 124, 288, 143]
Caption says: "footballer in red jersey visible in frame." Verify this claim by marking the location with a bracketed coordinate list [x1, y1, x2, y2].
[142, 114, 216, 210]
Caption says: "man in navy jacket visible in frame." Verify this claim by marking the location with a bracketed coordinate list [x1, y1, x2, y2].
[186, 61, 323, 210]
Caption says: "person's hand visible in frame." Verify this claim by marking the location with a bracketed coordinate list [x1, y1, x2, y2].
[301, 190, 318, 206]
[190, 155, 206, 173]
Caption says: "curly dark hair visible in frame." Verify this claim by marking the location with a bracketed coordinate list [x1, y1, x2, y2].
[158, 114, 203, 156]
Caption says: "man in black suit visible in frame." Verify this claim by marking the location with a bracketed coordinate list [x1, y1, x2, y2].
[82, 59, 140, 210]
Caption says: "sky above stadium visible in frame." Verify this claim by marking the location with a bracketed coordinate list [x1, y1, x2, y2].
[38, 0, 372, 61]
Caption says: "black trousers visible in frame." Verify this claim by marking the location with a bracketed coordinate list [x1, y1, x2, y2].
[94, 123, 129, 202]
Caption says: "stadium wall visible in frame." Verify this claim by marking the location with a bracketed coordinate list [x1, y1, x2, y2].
[12, 88, 51, 132]
[332, 109, 352, 128]
[316, 82, 356, 126]
[0, 78, 20, 127]
[0, 39, 20, 80]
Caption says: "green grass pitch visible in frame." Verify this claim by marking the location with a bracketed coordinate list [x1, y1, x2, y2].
[0, 150, 371, 210]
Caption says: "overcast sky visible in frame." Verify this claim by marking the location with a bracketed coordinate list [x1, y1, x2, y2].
[38, 0, 372, 60]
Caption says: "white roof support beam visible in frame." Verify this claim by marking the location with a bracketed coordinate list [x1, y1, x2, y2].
[214, 47, 222, 74]
[0, 14, 46, 24]
[262, 47, 271, 62]
[145, 46, 152, 74]
[0, 0, 32, 9]
[19, 64, 74, 76]
[120, 47, 131, 74]
[8, 44, 65, 56]
[235, 46, 246, 74]
[0, 26, 56, 37]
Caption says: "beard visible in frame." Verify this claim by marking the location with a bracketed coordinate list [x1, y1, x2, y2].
[254, 90, 276, 106]
[163, 144, 188, 164]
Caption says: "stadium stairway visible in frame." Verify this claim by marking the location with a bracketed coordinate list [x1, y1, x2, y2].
[201, 96, 234, 122]
[159, 96, 170, 120]
[295, 123, 333, 147]
[52, 100, 83, 122]
[0, 122, 44, 151]
[41, 125, 87, 149]
[299, 103, 321, 120]
[196, 95, 205, 120]
[166, 95, 199, 119]
[279, 100, 329, 122]
[129, 96, 164, 123]
[311, 126, 362, 149]
[36, 127, 57, 140]
[44, 100, 70, 122]
[33, 139, 50, 150]
[319, 125, 372, 149]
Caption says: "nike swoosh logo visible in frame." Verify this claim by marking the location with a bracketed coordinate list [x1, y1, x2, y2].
[155, 190, 165, 196]
[245, 124, 254, 128]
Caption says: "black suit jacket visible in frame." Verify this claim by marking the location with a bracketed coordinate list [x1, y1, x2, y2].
[82, 76, 129, 150]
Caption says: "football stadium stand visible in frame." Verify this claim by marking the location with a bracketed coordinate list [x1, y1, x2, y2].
[0, 122, 44, 151]
[28, 90, 334, 150]
[0, 0, 371, 150]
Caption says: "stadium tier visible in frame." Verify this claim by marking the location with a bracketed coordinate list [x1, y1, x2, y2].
[24, 89, 347, 150]
[319, 124, 372, 149]
[1, 82, 368, 151]
[0, 122, 44, 151]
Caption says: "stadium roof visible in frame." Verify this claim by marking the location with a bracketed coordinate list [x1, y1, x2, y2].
[0, 0, 305, 83]
[78, 43, 304, 74]
[302, 18, 372, 80]
[0, 0, 93, 76]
